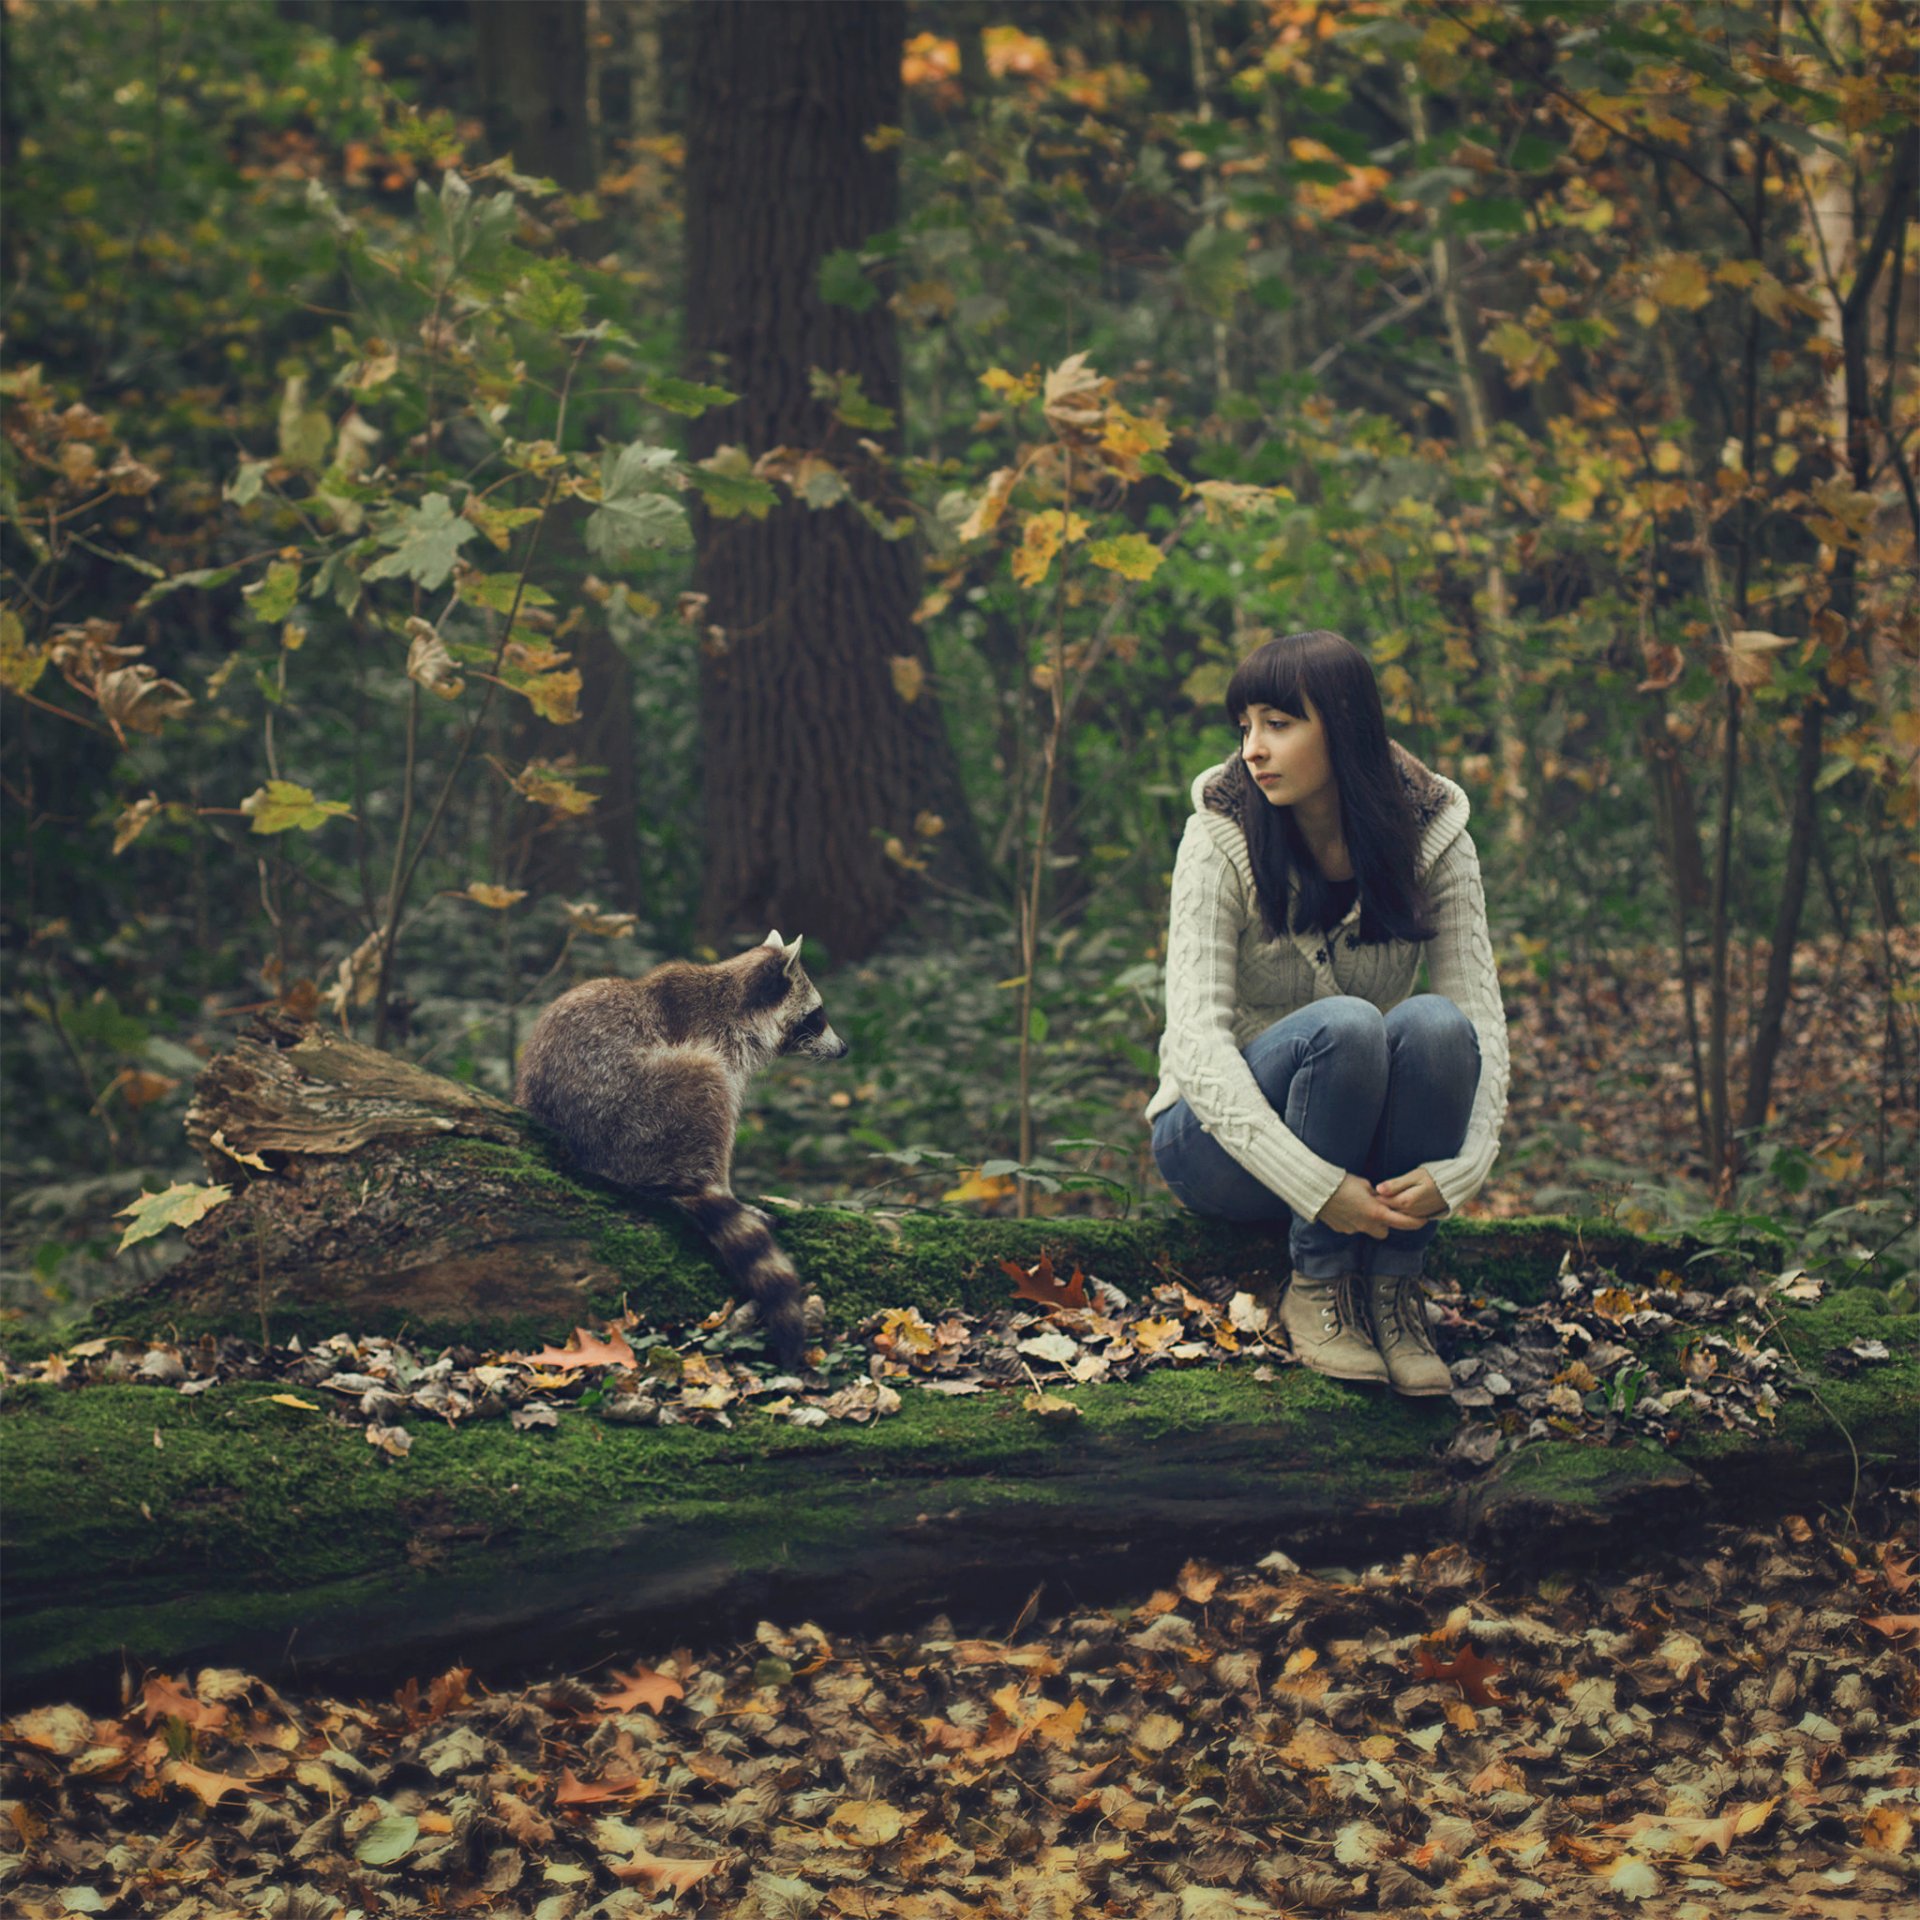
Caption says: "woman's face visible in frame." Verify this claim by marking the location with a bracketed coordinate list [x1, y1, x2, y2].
[1238, 696, 1335, 810]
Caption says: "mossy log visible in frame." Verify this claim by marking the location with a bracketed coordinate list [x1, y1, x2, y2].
[97, 1012, 1723, 1351]
[2, 1289, 1910, 1709]
[2, 1018, 1912, 1707]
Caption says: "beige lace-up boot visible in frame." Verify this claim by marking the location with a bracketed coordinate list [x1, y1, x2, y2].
[1368, 1275, 1452, 1396]
[1279, 1271, 1388, 1384]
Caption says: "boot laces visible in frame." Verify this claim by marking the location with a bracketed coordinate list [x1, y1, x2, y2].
[1381, 1278, 1434, 1351]
[1322, 1272, 1367, 1336]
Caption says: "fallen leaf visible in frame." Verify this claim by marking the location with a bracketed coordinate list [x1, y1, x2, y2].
[595, 1664, 685, 1714]
[610, 1846, 718, 1892]
[1605, 1798, 1775, 1858]
[2, 1705, 96, 1756]
[1861, 1806, 1912, 1853]
[828, 1799, 917, 1847]
[163, 1760, 255, 1809]
[1177, 1559, 1222, 1604]
[1001, 1251, 1089, 1315]
[141, 1674, 229, 1733]
[523, 1325, 639, 1371]
[555, 1766, 658, 1806]
[1415, 1640, 1506, 1706]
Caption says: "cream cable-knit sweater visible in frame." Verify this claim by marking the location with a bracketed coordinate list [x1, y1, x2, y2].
[1147, 745, 1510, 1223]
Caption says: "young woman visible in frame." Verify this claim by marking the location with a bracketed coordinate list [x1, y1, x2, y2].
[1147, 630, 1509, 1393]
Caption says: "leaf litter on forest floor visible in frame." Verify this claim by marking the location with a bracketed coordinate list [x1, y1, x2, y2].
[1, 1248, 1875, 1479]
[3, 1508, 1917, 1918]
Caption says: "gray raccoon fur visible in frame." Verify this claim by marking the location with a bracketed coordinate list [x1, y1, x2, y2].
[513, 931, 847, 1366]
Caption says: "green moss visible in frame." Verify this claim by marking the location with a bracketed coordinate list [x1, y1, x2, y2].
[1488, 1435, 1683, 1507]
[1665, 1291, 1917, 1471]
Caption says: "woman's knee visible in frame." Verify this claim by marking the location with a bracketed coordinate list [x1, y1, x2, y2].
[1311, 995, 1390, 1055]
[1388, 993, 1479, 1066]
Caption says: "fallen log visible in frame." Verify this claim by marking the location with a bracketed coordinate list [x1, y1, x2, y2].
[5, 1016, 1908, 1708]
[1, 1285, 1909, 1708]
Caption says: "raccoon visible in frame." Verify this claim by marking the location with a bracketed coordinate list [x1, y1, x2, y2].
[514, 931, 847, 1366]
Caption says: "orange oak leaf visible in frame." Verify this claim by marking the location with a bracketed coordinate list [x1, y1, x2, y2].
[595, 1665, 684, 1714]
[1000, 1250, 1088, 1315]
[524, 1325, 639, 1371]
[610, 1847, 717, 1893]
[554, 1765, 658, 1806]
[1415, 1640, 1506, 1707]
[1862, 1613, 1920, 1642]
[140, 1674, 229, 1734]
[162, 1759, 254, 1808]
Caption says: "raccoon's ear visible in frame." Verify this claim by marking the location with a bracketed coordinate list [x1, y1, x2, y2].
[745, 946, 791, 1008]
[762, 928, 784, 951]
[781, 933, 804, 976]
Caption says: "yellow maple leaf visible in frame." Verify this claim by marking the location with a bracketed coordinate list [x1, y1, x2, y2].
[942, 1170, 1017, 1205]
[1648, 253, 1712, 310]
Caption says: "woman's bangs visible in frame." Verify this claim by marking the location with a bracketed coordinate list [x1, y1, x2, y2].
[1224, 641, 1305, 725]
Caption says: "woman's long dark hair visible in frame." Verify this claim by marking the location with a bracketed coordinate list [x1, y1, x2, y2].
[1210, 630, 1437, 945]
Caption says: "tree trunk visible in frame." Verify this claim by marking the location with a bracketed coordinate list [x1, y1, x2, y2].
[471, 0, 595, 191]
[683, 0, 984, 961]
[468, 5, 640, 914]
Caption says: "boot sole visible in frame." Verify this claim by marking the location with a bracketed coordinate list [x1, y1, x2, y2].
[1293, 1354, 1389, 1385]
[1387, 1377, 1453, 1397]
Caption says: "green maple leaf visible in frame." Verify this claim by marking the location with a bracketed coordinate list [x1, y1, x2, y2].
[241, 780, 353, 835]
[363, 493, 480, 591]
[645, 376, 739, 418]
[689, 447, 778, 520]
[116, 1181, 232, 1253]
[1087, 533, 1163, 582]
[585, 443, 693, 561]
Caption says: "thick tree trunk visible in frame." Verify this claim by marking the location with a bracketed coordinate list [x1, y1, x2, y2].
[683, 0, 984, 960]
[471, 0, 595, 191]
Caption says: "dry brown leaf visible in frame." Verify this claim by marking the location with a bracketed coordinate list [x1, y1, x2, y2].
[555, 1765, 658, 1806]
[594, 1664, 685, 1714]
[2, 1704, 97, 1757]
[1604, 1797, 1775, 1858]
[140, 1674, 229, 1734]
[491, 1789, 554, 1848]
[524, 1325, 640, 1372]
[610, 1845, 718, 1892]
[1177, 1559, 1222, 1604]
[999, 1252, 1088, 1316]
[1415, 1640, 1506, 1707]
[162, 1759, 255, 1809]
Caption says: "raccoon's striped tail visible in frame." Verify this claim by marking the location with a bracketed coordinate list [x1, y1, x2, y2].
[675, 1188, 811, 1367]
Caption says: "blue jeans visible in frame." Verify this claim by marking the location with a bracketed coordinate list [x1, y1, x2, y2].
[1151, 994, 1480, 1279]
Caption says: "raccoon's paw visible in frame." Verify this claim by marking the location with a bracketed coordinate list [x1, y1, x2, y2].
[802, 1292, 827, 1342]
[723, 1299, 761, 1337]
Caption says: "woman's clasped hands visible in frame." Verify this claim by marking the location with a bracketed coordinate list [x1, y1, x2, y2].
[1316, 1167, 1449, 1240]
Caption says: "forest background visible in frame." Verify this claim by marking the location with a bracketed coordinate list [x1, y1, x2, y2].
[1, 0, 1914, 1333]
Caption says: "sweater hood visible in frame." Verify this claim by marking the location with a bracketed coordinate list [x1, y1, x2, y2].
[1192, 741, 1470, 870]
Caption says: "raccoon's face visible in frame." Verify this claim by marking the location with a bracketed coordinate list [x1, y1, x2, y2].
[750, 931, 849, 1062]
